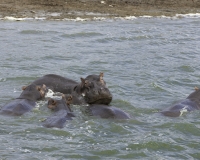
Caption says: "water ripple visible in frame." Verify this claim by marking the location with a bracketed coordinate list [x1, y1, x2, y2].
[0, 17, 200, 159]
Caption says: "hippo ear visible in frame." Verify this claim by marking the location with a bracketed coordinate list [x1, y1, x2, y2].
[80, 78, 90, 89]
[22, 86, 27, 90]
[80, 78, 85, 83]
[99, 72, 104, 81]
[100, 72, 104, 78]
[52, 99, 56, 105]
[99, 72, 105, 85]
[36, 86, 41, 91]
[47, 98, 53, 104]
[47, 99, 57, 110]
[67, 95, 73, 104]
[80, 78, 85, 88]
[64, 95, 73, 105]
[48, 98, 56, 105]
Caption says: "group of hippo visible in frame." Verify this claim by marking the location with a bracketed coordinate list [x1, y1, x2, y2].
[1, 73, 200, 128]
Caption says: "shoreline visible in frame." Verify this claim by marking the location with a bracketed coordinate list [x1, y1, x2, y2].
[2, 13, 200, 22]
[0, 0, 200, 21]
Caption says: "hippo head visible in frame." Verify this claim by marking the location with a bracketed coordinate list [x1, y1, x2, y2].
[74, 73, 112, 105]
[47, 94, 73, 112]
[19, 84, 47, 101]
[84, 72, 106, 86]
[187, 87, 200, 103]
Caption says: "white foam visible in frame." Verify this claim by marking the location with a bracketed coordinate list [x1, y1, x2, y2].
[179, 106, 188, 116]
[124, 16, 137, 20]
[76, 17, 88, 21]
[176, 13, 200, 18]
[45, 89, 63, 99]
[4, 16, 26, 21]
[45, 89, 55, 98]
[2, 16, 46, 21]
[13, 88, 21, 93]
[34, 17, 46, 20]
[93, 17, 106, 21]
[0, 78, 6, 82]
[63, 17, 89, 21]
[35, 100, 46, 109]
[158, 15, 172, 19]
[139, 15, 152, 18]
[1, 12, 200, 22]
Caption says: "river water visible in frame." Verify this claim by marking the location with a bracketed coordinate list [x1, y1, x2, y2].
[0, 16, 200, 159]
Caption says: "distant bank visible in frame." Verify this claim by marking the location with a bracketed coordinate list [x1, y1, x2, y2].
[0, 0, 200, 20]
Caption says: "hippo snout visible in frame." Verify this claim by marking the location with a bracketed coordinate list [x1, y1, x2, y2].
[85, 88, 112, 105]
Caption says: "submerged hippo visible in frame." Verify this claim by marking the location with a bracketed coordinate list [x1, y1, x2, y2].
[161, 87, 200, 117]
[32, 73, 112, 105]
[81, 104, 131, 119]
[0, 84, 46, 116]
[42, 94, 75, 128]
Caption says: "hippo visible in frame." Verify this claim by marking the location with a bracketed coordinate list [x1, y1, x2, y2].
[160, 87, 200, 117]
[81, 104, 131, 119]
[32, 73, 112, 105]
[0, 84, 46, 116]
[42, 94, 75, 128]
[84, 72, 106, 86]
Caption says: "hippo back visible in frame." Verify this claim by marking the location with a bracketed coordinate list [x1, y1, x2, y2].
[0, 99, 35, 116]
[42, 110, 74, 128]
[160, 99, 199, 117]
[32, 74, 78, 94]
[82, 104, 130, 119]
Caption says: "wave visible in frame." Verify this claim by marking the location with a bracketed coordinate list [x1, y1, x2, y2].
[1, 13, 200, 22]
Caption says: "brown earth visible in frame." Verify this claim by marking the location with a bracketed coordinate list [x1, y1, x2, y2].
[0, 0, 200, 19]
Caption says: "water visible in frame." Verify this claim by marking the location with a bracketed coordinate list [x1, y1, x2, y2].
[0, 17, 200, 159]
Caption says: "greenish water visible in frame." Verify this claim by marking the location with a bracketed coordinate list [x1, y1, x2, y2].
[0, 17, 200, 159]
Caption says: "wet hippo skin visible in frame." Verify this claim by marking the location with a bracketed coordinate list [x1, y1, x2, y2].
[161, 87, 200, 117]
[82, 104, 131, 119]
[0, 84, 46, 116]
[32, 73, 112, 105]
[42, 94, 75, 128]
